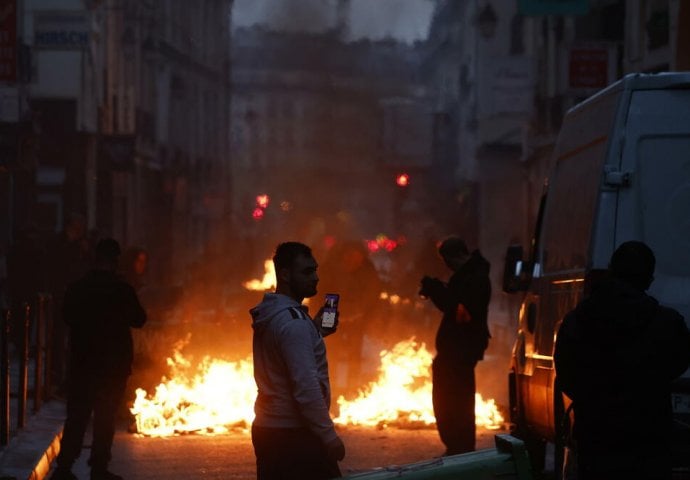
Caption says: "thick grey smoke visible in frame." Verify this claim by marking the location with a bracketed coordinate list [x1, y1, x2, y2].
[232, 0, 434, 44]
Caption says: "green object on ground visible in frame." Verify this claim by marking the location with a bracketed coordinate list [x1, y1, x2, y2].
[341, 434, 533, 480]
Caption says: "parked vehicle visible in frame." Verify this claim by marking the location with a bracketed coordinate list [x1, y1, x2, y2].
[502, 72, 690, 476]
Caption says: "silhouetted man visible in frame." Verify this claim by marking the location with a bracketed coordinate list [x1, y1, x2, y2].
[251, 241, 345, 480]
[555, 241, 690, 480]
[50, 238, 146, 480]
[419, 236, 491, 455]
[46, 213, 91, 394]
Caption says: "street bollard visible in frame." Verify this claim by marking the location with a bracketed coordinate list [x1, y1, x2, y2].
[34, 293, 49, 411]
[17, 302, 30, 429]
[44, 295, 55, 399]
[1, 309, 9, 446]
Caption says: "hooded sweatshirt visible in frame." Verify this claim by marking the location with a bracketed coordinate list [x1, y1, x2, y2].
[554, 278, 690, 465]
[250, 293, 338, 445]
[427, 250, 492, 363]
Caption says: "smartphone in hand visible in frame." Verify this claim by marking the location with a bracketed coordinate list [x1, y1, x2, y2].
[321, 293, 340, 329]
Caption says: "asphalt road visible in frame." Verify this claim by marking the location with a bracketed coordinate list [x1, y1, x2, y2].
[63, 424, 504, 479]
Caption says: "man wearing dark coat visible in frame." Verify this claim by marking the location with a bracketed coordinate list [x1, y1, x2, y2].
[419, 236, 491, 455]
[554, 241, 690, 480]
[50, 238, 147, 480]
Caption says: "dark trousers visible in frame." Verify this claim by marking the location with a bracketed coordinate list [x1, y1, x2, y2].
[432, 357, 476, 455]
[252, 424, 341, 480]
[56, 370, 128, 471]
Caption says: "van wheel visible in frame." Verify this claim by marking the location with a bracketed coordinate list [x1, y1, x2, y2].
[509, 371, 546, 477]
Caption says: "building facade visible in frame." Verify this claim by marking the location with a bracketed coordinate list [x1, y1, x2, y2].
[0, 0, 233, 290]
[424, 0, 689, 402]
[230, 25, 433, 275]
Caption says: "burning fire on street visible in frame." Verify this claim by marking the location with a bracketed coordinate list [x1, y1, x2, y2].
[130, 339, 256, 437]
[334, 338, 504, 430]
[131, 338, 505, 437]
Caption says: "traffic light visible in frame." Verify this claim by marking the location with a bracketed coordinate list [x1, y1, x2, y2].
[395, 172, 410, 187]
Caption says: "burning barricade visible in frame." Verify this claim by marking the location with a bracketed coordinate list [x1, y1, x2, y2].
[130, 338, 504, 437]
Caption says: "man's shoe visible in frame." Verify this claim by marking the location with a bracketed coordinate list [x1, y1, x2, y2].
[90, 469, 124, 480]
[48, 468, 78, 480]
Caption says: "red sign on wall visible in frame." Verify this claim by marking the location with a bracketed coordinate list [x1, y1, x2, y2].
[569, 47, 609, 90]
[0, 0, 17, 83]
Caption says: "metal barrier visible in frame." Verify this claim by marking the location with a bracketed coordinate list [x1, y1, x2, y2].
[1, 308, 9, 446]
[0, 294, 55, 446]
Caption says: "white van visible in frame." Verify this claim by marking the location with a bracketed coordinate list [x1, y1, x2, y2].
[502, 72, 690, 475]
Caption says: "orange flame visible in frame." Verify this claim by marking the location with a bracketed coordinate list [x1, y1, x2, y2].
[131, 338, 503, 437]
[130, 344, 256, 436]
[334, 338, 504, 430]
[243, 259, 276, 291]
[335, 338, 435, 427]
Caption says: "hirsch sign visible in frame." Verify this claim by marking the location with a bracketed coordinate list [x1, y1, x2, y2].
[34, 11, 88, 49]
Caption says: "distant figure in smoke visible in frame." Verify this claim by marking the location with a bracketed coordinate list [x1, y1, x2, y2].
[419, 236, 491, 455]
[554, 241, 690, 480]
[250, 241, 345, 480]
[120, 246, 148, 292]
[49, 238, 146, 480]
[318, 240, 383, 395]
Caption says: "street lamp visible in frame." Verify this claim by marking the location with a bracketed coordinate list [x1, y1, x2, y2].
[477, 3, 498, 39]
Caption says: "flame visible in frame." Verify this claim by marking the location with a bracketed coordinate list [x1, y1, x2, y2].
[131, 338, 503, 437]
[131, 346, 256, 437]
[334, 338, 504, 430]
[243, 259, 276, 291]
[335, 338, 435, 427]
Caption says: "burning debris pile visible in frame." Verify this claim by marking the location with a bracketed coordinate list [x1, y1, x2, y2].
[334, 338, 504, 430]
[131, 338, 504, 437]
[130, 340, 255, 437]
[334, 338, 435, 427]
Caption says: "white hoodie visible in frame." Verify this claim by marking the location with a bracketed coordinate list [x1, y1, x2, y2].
[250, 293, 338, 445]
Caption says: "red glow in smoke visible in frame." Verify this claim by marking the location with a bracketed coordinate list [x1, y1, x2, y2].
[256, 194, 270, 209]
[366, 240, 379, 252]
[366, 235, 399, 252]
[252, 207, 264, 220]
[324, 235, 337, 250]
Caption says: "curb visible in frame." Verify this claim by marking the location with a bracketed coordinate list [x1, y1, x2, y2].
[0, 401, 65, 480]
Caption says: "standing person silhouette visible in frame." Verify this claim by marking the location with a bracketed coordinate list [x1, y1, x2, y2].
[555, 241, 690, 480]
[419, 236, 491, 455]
[250, 241, 345, 480]
[49, 238, 147, 480]
[46, 213, 91, 395]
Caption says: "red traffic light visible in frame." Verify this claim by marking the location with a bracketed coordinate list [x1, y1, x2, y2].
[395, 173, 410, 187]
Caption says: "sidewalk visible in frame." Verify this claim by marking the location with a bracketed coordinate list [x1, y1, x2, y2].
[0, 401, 64, 480]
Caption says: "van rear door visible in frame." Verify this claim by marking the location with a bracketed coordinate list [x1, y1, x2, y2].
[615, 84, 690, 465]
[616, 86, 690, 337]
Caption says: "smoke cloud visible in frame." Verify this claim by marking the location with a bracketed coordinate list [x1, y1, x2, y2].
[232, 0, 435, 44]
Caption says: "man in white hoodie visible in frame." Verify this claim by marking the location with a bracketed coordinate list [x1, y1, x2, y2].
[251, 241, 346, 480]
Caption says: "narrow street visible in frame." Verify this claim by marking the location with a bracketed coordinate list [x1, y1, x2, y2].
[66, 424, 504, 479]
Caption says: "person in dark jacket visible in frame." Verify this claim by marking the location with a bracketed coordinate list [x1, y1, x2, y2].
[250, 241, 345, 480]
[50, 238, 147, 480]
[554, 241, 690, 480]
[419, 236, 491, 455]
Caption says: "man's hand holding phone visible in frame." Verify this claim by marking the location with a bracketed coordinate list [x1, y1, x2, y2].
[314, 293, 340, 336]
